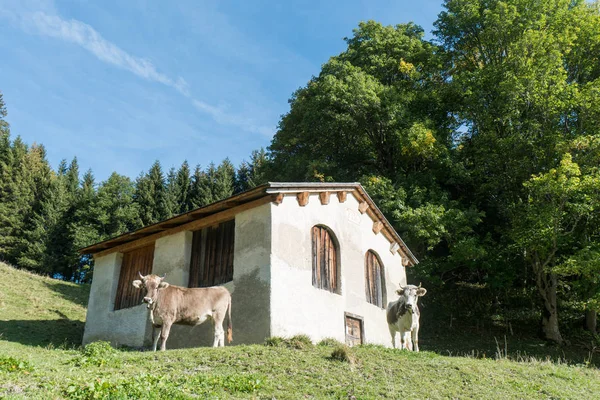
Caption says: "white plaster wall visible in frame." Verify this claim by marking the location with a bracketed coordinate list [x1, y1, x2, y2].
[82, 252, 149, 347]
[228, 203, 272, 344]
[270, 192, 407, 346]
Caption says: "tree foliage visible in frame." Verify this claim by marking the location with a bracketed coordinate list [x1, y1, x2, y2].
[265, 1, 600, 341]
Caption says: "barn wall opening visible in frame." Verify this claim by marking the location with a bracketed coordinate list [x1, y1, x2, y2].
[114, 244, 155, 310]
[188, 219, 235, 288]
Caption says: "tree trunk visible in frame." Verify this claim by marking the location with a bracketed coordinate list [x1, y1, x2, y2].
[585, 309, 597, 334]
[538, 272, 564, 344]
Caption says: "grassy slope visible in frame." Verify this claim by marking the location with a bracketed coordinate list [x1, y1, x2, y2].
[0, 262, 599, 399]
[0, 261, 89, 347]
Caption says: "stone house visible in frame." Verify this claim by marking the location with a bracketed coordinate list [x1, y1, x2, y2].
[81, 182, 418, 348]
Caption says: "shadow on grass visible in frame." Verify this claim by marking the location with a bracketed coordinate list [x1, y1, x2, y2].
[419, 324, 600, 367]
[0, 318, 84, 348]
[43, 281, 89, 308]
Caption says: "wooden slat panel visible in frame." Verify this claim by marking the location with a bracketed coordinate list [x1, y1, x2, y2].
[321, 228, 327, 291]
[225, 220, 234, 283]
[311, 226, 338, 293]
[217, 221, 226, 283]
[311, 226, 319, 287]
[189, 219, 235, 288]
[114, 245, 154, 310]
[365, 251, 384, 307]
[331, 237, 337, 292]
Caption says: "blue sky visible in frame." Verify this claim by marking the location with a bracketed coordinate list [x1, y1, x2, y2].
[0, 0, 444, 182]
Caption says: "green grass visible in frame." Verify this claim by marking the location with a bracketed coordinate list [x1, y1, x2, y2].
[1, 261, 600, 399]
[0, 261, 89, 348]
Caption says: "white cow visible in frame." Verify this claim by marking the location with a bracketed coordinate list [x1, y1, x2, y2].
[386, 284, 427, 351]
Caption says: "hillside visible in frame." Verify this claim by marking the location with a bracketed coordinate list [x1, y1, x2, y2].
[0, 261, 89, 347]
[0, 262, 599, 399]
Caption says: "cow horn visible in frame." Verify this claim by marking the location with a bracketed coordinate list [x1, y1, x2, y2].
[418, 282, 422, 288]
[159, 273, 166, 279]
[138, 271, 145, 280]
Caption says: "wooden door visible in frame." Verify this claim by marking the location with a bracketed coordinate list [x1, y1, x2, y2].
[345, 314, 364, 346]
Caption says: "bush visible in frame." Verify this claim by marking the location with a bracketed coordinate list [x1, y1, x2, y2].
[64, 375, 180, 400]
[0, 356, 33, 373]
[264, 336, 286, 347]
[288, 334, 313, 350]
[264, 335, 313, 349]
[74, 341, 120, 367]
[63, 373, 265, 399]
[318, 337, 343, 347]
[329, 345, 356, 364]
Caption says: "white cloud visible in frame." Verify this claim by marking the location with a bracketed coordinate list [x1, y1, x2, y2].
[2, 3, 273, 136]
[29, 12, 189, 95]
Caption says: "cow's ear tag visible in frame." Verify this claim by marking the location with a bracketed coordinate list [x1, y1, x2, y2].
[158, 282, 169, 289]
[132, 280, 143, 289]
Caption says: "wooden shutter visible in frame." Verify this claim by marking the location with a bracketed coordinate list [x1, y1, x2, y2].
[114, 244, 154, 310]
[311, 225, 338, 293]
[189, 219, 235, 288]
[365, 250, 384, 307]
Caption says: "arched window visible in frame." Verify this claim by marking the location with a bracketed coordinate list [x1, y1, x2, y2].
[311, 225, 339, 293]
[365, 250, 385, 307]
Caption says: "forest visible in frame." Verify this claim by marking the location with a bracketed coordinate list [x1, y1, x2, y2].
[1, 0, 599, 344]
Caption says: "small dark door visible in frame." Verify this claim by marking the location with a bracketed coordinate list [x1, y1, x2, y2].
[345, 313, 364, 346]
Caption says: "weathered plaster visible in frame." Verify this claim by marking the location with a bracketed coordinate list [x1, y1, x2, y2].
[141, 204, 272, 349]
[82, 252, 149, 347]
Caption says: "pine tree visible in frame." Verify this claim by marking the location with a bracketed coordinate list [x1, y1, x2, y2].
[0, 92, 10, 166]
[235, 161, 252, 194]
[97, 172, 140, 239]
[164, 167, 179, 219]
[200, 162, 217, 206]
[20, 157, 80, 279]
[134, 161, 167, 226]
[176, 160, 191, 213]
[235, 148, 268, 193]
[72, 169, 99, 282]
[188, 164, 205, 210]
[12, 144, 55, 273]
[213, 158, 235, 201]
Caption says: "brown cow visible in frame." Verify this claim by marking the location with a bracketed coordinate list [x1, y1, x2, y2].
[132, 273, 232, 351]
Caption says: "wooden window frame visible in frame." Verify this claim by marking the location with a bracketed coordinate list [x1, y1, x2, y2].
[365, 250, 386, 308]
[114, 244, 155, 311]
[311, 225, 340, 294]
[188, 219, 235, 288]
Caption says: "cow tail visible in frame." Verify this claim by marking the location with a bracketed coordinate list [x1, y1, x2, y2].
[226, 294, 233, 343]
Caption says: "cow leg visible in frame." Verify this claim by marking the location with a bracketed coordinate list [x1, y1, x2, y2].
[401, 331, 411, 350]
[412, 325, 420, 352]
[212, 320, 225, 348]
[159, 322, 172, 351]
[211, 312, 227, 347]
[152, 326, 161, 352]
[388, 326, 397, 349]
[403, 330, 412, 351]
[399, 330, 405, 350]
